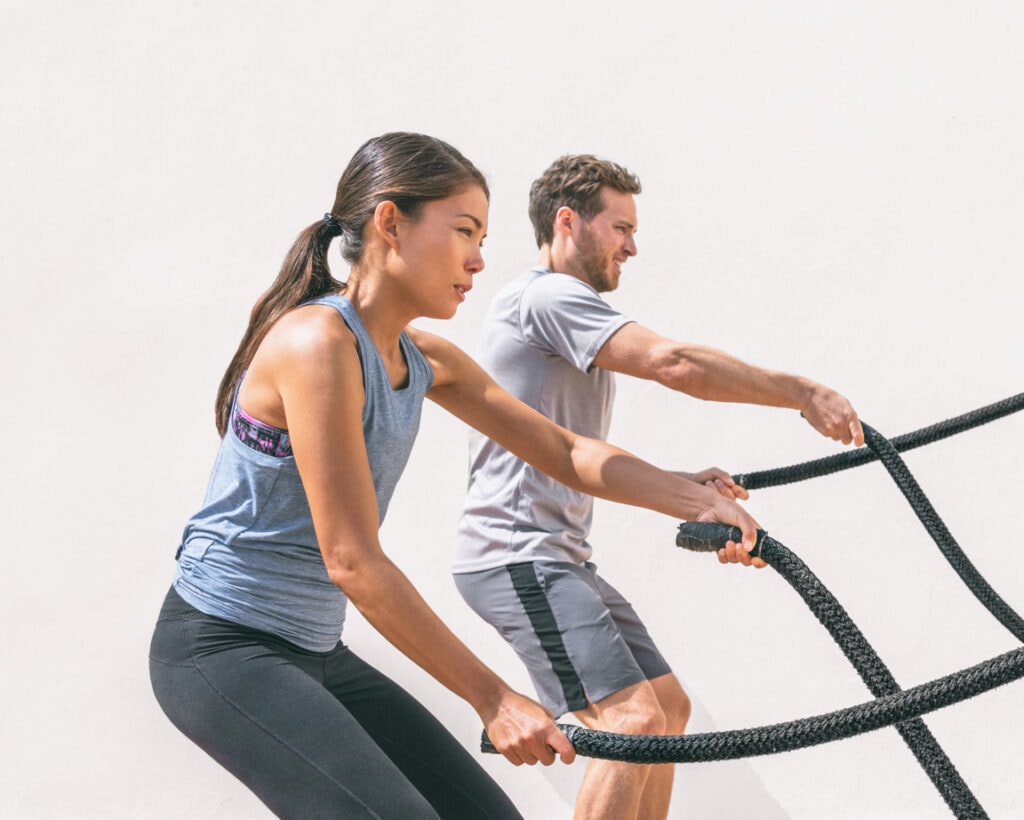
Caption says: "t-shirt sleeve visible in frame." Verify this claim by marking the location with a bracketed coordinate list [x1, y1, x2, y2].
[518, 273, 633, 372]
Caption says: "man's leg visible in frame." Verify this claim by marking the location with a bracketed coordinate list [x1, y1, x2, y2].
[572, 679, 666, 819]
[638, 673, 690, 820]
[455, 563, 681, 819]
[571, 673, 689, 820]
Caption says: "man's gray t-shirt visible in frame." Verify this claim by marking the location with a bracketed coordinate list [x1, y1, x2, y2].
[454, 267, 632, 572]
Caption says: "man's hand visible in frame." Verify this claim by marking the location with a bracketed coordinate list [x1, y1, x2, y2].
[482, 690, 576, 767]
[716, 538, 768, 569]
[801, 385, 864, 446]
[678, 467, 749, 501]
[695, 497, 767, 569]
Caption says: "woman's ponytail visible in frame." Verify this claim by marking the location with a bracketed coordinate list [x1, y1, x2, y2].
[213, 215, 345, 436]
[213, 132, 489, 437]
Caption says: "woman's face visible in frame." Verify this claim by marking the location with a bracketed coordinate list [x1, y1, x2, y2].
[394, 185, 489, 320]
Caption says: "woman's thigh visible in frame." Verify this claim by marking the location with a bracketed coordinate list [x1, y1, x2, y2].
[149, 588, 442, 819]
[322, 646, 521, 820]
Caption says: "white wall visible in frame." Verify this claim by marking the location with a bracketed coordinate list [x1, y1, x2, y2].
[3, 1, 1022, 817]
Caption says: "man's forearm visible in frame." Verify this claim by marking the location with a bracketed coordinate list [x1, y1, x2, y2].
[661, 343, 815, 409]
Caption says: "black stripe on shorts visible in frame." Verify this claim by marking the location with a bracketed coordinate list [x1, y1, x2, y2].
[506, 563, 587, 712]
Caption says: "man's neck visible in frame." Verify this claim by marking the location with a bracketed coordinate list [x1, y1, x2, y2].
[538, 243, 583, 281]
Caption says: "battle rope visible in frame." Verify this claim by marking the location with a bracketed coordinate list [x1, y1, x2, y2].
[676, 523, 995, 819]
[861, 422, 1024, 643]
[733, 391, 1024, 491]
[480, 395, 1024, 818]
[484, 522, 1022, 817]
[483, 642, 1024, 763]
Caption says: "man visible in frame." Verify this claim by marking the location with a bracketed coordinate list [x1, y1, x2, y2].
[454, 154, 863, 819]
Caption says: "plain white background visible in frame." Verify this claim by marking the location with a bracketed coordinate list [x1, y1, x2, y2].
[2, 2, 1022, 817]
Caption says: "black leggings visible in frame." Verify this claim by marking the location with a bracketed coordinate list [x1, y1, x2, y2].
[149, 587, 522, 819]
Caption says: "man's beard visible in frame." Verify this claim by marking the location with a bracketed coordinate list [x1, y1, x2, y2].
[576, 224, 617, 293]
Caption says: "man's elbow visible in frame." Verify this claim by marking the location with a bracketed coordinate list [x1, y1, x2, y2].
[653, 348, 705, 395]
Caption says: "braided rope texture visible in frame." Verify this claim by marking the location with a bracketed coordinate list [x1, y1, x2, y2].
[481, 396, 1024, 818]
[734, 392, 1024, 490]
[861, 423, 1024, 643]
[555, 644, 1024, 764]
[757, 534, 985, 818]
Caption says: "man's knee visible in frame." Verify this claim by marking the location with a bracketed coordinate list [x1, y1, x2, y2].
[579, 682, 668, 736]
[614, 704, 668, 737]
[665, 688, 690, 734]
[651, 675, 690, 735]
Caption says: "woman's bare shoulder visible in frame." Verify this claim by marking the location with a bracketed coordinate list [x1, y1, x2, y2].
[404, 324, 475, 387]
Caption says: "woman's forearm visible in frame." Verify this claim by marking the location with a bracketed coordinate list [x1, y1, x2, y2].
[565, 437, 722, 521]
[329, 553, 508, 716]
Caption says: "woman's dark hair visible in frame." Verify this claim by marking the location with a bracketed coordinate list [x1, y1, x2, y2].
[214, 132, 489, 435]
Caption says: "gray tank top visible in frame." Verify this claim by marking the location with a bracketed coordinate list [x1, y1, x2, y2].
[173, 294, 434, 651]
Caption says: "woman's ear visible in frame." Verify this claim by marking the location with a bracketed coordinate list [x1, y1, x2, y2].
[372, 200, 401, 250]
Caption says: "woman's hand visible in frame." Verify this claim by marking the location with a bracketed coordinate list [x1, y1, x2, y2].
[676, 468, 749, 501]
[481, 689, 576, 766]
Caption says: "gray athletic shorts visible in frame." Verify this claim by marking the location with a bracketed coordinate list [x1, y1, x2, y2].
[454, 561, 672, 718]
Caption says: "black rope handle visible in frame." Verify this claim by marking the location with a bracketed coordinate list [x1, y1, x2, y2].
[673, 521, 769, 559]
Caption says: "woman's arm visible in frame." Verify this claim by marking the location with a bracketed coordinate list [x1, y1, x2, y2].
[416, 328, 763, 560]
[244, 307, 574, 765]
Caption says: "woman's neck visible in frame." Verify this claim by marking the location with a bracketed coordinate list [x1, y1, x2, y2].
[342, 269, 414, 357]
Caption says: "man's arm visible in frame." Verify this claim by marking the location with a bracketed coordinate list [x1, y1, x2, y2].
[592, 322, 864, 446]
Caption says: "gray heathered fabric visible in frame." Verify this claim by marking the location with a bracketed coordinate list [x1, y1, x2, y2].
[173, 294, 434, 651]
[454, 267, 632, 572]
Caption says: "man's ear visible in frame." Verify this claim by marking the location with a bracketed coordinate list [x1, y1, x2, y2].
[553, 205, 576, 237]
[372, 200, 401, 250]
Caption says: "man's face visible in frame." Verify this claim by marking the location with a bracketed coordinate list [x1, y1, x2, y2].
[570, 187, 638, 293]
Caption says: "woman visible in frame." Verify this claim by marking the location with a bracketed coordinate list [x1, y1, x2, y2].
[149, 132, 760, 819]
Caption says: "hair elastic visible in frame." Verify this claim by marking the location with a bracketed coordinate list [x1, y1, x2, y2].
[323, 212, 342, 235]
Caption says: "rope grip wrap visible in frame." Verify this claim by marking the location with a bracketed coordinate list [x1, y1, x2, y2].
[675, 522, 769, 560]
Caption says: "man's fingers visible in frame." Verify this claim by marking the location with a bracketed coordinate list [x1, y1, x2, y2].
[718, 541, 751, 565]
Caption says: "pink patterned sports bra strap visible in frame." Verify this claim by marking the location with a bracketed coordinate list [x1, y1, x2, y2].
[231, 405, 293, 458]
